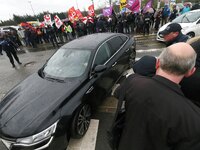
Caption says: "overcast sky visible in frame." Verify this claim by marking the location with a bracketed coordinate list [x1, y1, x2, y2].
[0, 0, 110, 21]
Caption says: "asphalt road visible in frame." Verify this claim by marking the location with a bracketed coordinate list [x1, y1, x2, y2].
[0, 33, 165, 150]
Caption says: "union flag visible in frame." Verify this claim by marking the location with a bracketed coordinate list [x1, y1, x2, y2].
[76, 9, 83, 19]
[68, 7, 78, 22]
[88, 4, 95, 17]
[54, 15, 63, 29]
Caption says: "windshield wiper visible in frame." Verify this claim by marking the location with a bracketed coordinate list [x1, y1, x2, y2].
[45, 76, 64, 83]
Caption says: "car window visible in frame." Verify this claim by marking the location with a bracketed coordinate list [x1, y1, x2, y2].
[43, 48, 91, 78]
[172, 11, 200, 23]
[107, 36, 124, 55]
[120, 35, 128, 42]
[94, 43, 111, 66]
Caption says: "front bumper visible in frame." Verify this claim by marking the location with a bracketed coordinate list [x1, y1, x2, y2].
[1, 136, 52, 150]
[0, 134, 67, 150]
[156, 32, 165, 42]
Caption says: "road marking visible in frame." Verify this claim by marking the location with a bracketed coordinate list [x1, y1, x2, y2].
[134, 34, 156, 38]
[67, 119, 99, 150]
[135, 48, 165, 61]
[136, 48, 165, 53]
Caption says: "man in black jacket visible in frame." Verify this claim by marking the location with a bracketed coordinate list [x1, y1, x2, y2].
[180, 37, 200, 107]
[116, 43, 200, 150]
[1, 35, 22, 68]
[159, 23, 189, 46]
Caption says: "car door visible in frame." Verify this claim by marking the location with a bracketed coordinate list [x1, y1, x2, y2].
[106, 35, 132, 81]
[84, 42, 113, 106]
[86, 36, 132, 106]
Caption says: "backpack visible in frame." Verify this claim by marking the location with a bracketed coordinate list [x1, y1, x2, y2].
[107, 85, 126, 150]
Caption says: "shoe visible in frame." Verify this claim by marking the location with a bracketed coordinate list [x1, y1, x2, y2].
[12, 64, 16, 68]
[18, 62, 22, 65]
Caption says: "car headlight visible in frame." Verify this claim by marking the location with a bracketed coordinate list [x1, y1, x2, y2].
[16, 121, 58, 144]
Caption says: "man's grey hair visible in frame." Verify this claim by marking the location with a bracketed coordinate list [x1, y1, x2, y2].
[158, 48, 196, 75]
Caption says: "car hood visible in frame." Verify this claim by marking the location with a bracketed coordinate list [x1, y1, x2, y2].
[0, 73, 83, 138]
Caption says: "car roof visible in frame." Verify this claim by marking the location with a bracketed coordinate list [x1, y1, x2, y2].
[189, 9, 200, 12]
[62, 33, 127, 50]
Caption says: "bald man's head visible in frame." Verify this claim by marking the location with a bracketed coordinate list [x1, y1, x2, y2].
[158, 43, 196, 75]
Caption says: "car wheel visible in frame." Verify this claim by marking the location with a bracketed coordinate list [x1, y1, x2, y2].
[71, 103, 92, 139]
[187, 32, 195, 38]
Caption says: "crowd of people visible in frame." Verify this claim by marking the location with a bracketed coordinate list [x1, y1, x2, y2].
[0, 2, 195, 51]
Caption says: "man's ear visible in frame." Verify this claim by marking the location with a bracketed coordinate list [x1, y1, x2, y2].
[185, 67, 196, 77]
[156, 59, 160, 70]
[173, 32, 179, 37]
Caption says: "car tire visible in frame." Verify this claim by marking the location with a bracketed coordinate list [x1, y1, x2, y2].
[70, 103, 92, 139]
[187, 32, 195, 38]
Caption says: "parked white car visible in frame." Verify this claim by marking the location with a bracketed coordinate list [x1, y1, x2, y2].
[157, 9, 200, 41]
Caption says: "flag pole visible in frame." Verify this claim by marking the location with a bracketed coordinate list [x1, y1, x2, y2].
[76, 0, 79, 9]
[91, 0, 94, 10]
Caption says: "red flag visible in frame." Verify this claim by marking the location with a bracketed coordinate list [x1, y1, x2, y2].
[76, 9, 83, 19]
[68, 7, 78, 22]
[44, 14, 52, 25]
[81, 16, 88, 24]
[54, 15, 63, 29]
[127, 0, 141, 12]
[88, 4, 95, 17]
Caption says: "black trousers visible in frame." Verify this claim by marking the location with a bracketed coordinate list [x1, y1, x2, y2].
[6, 50, 20, 66]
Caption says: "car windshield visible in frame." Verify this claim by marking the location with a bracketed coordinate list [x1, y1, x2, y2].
[172, 11, 200, 23]
[43, 48, 91, 78]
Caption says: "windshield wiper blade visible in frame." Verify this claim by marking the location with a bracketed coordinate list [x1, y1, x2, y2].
[45, 76, 64, 83]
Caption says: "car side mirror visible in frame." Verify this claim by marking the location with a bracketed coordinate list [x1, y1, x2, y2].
[94, 65, 107, 73]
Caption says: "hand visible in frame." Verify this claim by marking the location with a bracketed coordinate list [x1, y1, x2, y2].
[17, 48, 21, 51]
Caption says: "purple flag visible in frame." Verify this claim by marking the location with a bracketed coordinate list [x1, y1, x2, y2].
[127, 0, 141, 12]
[143, 0, 153, 13]
[103, 6, 113, 16]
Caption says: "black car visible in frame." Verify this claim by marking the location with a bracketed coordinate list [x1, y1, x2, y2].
[0, 33, 136, 150]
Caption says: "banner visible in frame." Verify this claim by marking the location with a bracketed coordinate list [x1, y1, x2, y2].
[120, 0, 127, 10]
[127, 0, 141, 12]
[81, 16, 88, 24]
[143, 0, 153, 13]
[76, 9, 83, 19]
[44, 14, 52, 25]
[68, 6, 78, 22]
[103, 6, 113, 16]
[88, 4, 95, 17]
[54, 15, 63, 29]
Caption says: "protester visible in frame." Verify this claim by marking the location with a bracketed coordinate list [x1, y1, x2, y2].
[143, 12, 151, 36]
[180, 36, 200, 106]
[181, 4, 191, 14]
[46, 25, 59, 48]
[1, 34, 22, 68]
[160, 22, 189, 46]
[116, 43, 200, 150]
[169, 4, 178, 21]
[154, 9, 162, 31]
[161, 5, 170, 25]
